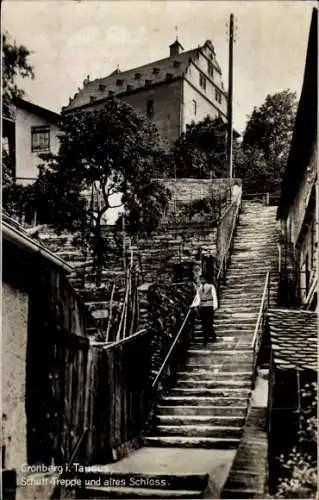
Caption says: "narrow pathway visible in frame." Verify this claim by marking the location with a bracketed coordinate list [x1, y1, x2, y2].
[145, 202, 278, 449]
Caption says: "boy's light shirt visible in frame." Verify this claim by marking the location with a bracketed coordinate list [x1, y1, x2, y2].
[191, 284, 218, 310]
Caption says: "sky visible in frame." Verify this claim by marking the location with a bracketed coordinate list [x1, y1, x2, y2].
[2, 0, 315, 134]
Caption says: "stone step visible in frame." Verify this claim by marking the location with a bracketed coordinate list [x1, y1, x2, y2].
[214, 313, 257, 321]
[219, 284, 268, 292]
[156, 415, 245, 427]
[227, 264, 269, 271]
[190, 335, 253, 343]
[186, 352, 253, 362]
[160, 396, 250, 406]
[220, 292, 277, 300]
[190, 341, 253, 349]
[217, 307, 260, 314]
[188, 343, 251, 351]
[185, 361, 252, 371]
[175, 379, 251, 389]
[225, 275, 268, 282]
[143, 436, 240, 449]
[176, 371, 252, 381]
[155, 424, 242, 438]
[220, 296, 264, 303]
[84, 486, 203, 499]
[221, 487, 260, 498]
[156, 405, 247, 417]
[187, 348, 252, 356]
[170, 388, 251, 398]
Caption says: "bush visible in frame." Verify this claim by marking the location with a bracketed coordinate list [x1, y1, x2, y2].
[275, 381, 317, 498]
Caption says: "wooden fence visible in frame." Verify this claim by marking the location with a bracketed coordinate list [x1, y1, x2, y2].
[27, 326, 154, 467]
[89, 330, 153, 463]
[26, 327, 91, 466]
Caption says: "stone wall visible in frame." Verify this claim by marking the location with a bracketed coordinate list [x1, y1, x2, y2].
[2, 281, 29, 470]
[134, 226, 217, 284]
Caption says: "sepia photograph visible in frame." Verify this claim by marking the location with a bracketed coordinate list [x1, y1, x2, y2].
[1, 1, 317, 499]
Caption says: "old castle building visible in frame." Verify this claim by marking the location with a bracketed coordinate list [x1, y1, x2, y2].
[62, 39, 228, 147]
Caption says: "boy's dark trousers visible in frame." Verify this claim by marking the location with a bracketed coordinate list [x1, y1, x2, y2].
[199, 306, 216, 344]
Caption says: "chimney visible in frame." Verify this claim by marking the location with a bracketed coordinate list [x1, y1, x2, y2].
[169, 38, 184, 57]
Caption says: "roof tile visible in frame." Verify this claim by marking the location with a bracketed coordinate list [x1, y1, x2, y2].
[268, 308, 317, 371]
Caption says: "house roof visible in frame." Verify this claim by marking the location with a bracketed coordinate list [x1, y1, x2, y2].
[13, 97, 61, 123]
[277, 8, 318, 220]
[2, 213, 72, 273]
[62, 40, 224, 113]
[267, 308, 317, 371]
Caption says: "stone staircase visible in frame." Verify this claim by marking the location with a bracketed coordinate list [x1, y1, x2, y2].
[144, 202, 278, 449]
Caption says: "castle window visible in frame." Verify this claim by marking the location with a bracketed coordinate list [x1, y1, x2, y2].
[99, 84, 106, 91]
[31, 126, 50, 152]
[192, 100, 197, 115]
[199, 73, 206, 90]
[146, 99, 154, 119]
[208, 61, 214, 78]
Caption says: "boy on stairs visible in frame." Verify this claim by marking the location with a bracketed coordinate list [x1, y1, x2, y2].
[191, 275, 218, 346]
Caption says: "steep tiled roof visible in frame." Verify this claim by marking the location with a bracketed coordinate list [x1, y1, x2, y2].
[267, 308, 317, 370]
[63, 41, 222, 112]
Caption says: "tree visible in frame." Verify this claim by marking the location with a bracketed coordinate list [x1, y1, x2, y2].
[2, 32, 34, 117]
[241, 90, 297, 194]
[234, 145, 272, 194]
[2, 32, 34, 186]
[31, 99, 170, 284]
[172, 116, 231, 178]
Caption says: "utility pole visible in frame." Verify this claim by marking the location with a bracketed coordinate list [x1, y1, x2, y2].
[227, 13, 234, 179]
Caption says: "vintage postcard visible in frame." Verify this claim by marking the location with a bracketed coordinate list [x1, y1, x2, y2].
[2, 1, 317, 499]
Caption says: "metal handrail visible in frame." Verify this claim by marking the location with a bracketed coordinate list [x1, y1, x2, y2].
[216, 198, 241, 282]
[90, 328, 147, 350]
[251, 271, 270, 350]
[152, 305, 193, 389]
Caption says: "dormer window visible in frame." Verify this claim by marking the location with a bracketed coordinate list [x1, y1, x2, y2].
[153, 68, 160, 75]
[166, 73, 173, 80]
[90, 96, 96, 102]
[173, 60, 181, 68]
[108, 90, 114, 97]
[208, 61, 214, 78]
[116, 79, 123, 86]
[199, 73, 206, 90]
[135, 73, 142, 80]
[127, 84, 133, 91]
[145, 79, 152, 86]
[98, 84, 106, 91]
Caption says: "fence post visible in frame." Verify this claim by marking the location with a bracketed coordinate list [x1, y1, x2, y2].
[265, 192, 269, 206]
